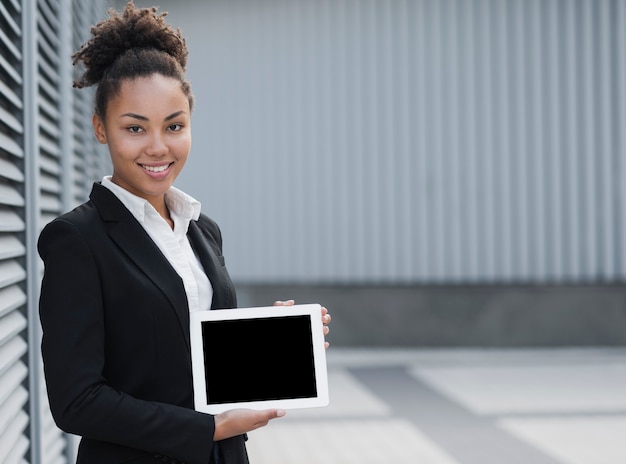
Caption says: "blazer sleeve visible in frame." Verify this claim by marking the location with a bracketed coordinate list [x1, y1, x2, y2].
[38, 217, 216, 464]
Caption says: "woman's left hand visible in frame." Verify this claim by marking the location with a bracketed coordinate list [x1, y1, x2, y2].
[274, 299, 331, 349]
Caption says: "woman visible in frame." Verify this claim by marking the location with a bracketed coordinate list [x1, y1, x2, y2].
[37, 2, 331, 463]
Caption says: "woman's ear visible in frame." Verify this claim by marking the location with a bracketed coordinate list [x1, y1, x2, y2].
[92, 113, 107, 144]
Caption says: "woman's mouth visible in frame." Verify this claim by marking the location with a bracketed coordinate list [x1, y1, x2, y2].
[140, 163, 174, 178]
[141, 163, 172, 173]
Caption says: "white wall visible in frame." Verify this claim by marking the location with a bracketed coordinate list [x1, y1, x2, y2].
[137, 0, 626, 285]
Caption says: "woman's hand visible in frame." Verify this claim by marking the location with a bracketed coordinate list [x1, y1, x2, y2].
[274, 300, 332, 349]
[214, 408, 285, 441]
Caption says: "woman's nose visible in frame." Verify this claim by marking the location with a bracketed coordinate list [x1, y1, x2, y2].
[146, 133, 167, 156]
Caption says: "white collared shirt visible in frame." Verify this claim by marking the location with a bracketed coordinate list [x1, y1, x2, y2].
[102, 176, 213, 312]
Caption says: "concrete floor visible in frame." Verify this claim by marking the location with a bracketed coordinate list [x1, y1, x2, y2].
[245, 347, 626, 464]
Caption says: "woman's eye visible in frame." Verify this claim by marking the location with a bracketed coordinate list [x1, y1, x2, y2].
[168, 123, 183, 132]
[128, 126, 143, 134]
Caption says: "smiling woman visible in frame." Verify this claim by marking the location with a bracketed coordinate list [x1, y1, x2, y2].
[92, 74, 192, 219]
[36, 2, 332, 464]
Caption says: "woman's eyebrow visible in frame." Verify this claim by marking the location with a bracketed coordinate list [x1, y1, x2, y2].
[119, 111, 186, 121]
[120, 112, 147, 121]
[164, 110, 186, 121]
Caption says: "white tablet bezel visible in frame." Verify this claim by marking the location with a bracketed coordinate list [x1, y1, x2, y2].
[190, 303, 329, 414]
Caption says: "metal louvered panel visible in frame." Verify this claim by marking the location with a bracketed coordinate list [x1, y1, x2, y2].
[0, 53, 21, 85]
[21, 0, 115, 455]
[39, 134, 61, 157]
[69, 0, 105, 205]
[0, 0, 30, 461]
[32, 0, 71, 458]
[0, 79, 21, 110]
[69, 0, 87, 201]
[0, 338, 28, 462]
[37, 0, 63, 221]
[0, 311, 26, 347]
[0, 387, 29, 444]
[0, 133, 22, 158]
[0, 411, 29, 463]
[0, 208, 23, 233]
[0, 336, 27, 374]
[0, 159, 22, 183]
[0, 238, 23, 261]
[38, 155, 61, 177]
[0, 104, 21, 133]
[0, 261, 26, 288]
[0, 285, 26, 316]
[0, 2, 20, 32]
[39, 174, 62, 194]
[0, 0, 105, 464]
[0, 183, 24, 207]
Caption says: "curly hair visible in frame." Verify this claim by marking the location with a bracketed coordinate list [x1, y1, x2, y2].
[72, 1, 194, 116]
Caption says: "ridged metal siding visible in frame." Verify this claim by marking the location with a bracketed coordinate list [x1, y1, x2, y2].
[0, 0, 31, 461]
[171, 0, 626, 284]
[0, 1, 105, 462]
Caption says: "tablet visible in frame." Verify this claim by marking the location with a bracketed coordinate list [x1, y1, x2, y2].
[190, 303, 329, 414]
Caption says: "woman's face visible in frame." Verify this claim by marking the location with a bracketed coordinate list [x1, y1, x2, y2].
[93, 74, 192, 206]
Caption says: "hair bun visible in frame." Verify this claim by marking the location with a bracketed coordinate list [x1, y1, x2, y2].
[73, 1, 188, 88]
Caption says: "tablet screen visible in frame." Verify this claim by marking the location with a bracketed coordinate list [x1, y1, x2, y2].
[190, 304, 329, 414]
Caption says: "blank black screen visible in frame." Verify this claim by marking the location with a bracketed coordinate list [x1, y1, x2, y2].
[201, 315, 317, 405]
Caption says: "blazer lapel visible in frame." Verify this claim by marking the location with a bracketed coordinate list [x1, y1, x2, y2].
[187, 221, 235, 310]
[90, 184, 192, 348]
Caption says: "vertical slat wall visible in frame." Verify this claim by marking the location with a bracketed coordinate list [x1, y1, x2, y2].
[173, 0, 626, 284]
[0, 0, 105, 462]
[0, 0, 30, 462]
[70, 1, 108, 206]
[35, 1, 71, 461]
[30, 1, 105, 462]
[37, 0, 64, 225]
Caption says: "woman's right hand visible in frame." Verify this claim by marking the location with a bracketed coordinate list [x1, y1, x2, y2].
[213, 408, 286, 441]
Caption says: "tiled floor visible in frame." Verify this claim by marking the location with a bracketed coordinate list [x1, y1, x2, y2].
[245, 347, 626, 464]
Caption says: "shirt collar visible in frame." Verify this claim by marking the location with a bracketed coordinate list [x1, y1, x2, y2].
[101, 176, 201, 227]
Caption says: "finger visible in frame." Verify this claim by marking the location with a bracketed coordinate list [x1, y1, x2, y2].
[258, 409, 286, 425]
[273, 299, 295, 306]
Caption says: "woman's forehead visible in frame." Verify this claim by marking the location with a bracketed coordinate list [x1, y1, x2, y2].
[108, 75, 191, 116]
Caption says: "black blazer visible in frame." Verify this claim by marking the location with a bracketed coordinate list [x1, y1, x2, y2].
[38, 183, 248, 464]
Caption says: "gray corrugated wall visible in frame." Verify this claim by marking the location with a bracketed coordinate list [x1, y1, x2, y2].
[0, 0, 105, 462]
[143, 0, 626, 285]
